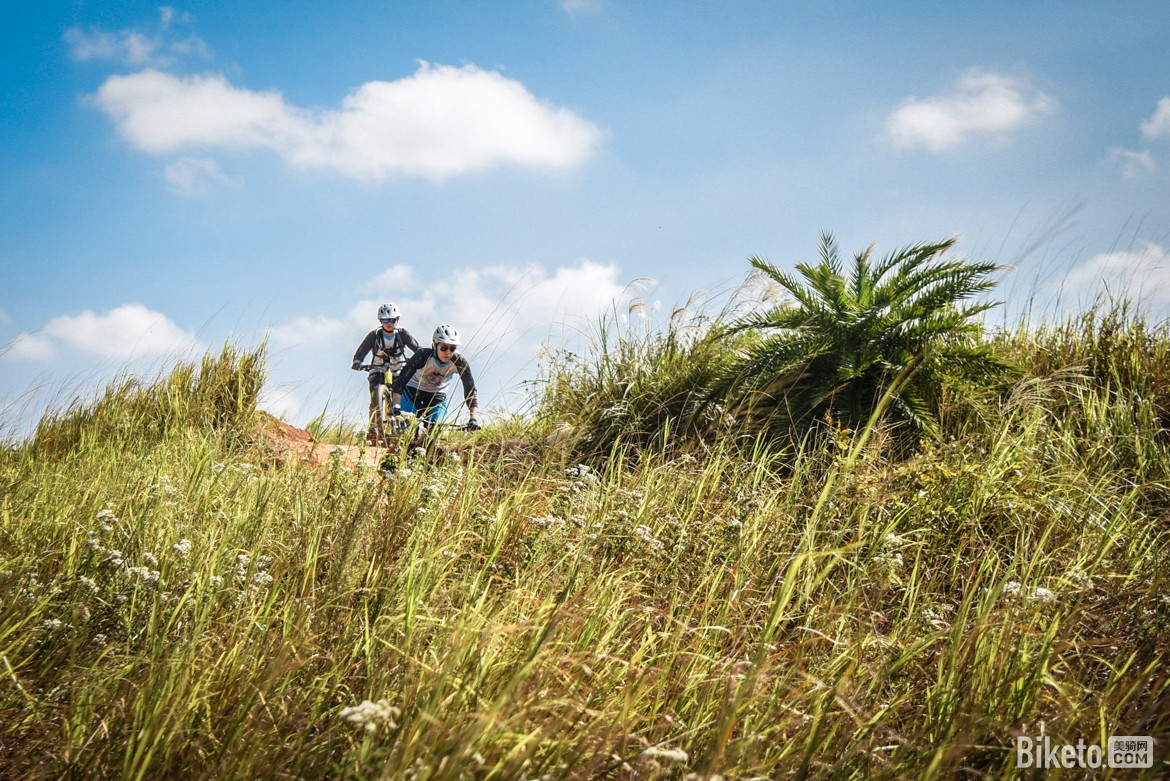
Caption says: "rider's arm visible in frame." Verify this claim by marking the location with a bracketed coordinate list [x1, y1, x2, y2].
[455, 356, 479, 418]
[399, 328, 421, 353]
[352, 330, 376, 368]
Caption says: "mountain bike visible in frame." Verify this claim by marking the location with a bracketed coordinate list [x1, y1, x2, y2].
[358, 364, 479, 459]
[357, 364, 405, 448]
[380, 410, 480, 473]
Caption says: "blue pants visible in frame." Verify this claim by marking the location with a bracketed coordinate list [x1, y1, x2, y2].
[400, 386, 448, 423]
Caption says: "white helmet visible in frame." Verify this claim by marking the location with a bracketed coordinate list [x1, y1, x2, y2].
[377, 303, 400, 320]
[432, 324, 460, 346]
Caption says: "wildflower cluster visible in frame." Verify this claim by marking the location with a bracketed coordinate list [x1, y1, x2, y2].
[235, 553, 274, 587]
[85, 509, 162, 589]
[633, 524, 665, 552]
[872, 532, 907, 574]
[920, 602, 955, 629]
[338, 699, 401, 734]
[1002, 580, 1057, 604]
[564, 463, 600, 494]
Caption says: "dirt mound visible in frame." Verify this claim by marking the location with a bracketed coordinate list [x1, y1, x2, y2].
[253, 410, 387, 471]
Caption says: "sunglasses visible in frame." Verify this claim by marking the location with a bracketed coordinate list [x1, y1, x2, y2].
[380, 317, 399, 324]
[436, 344, 457, 353]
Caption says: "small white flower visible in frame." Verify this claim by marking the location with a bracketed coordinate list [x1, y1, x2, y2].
[882, 533, 906, 549]
[339, 699, 401, 732]
[41, 618, 64, 632]
[1031, 586, 1056, 604]
[126, 566, 161, 587]
[530, 515, 566, 528]
[633, 525, 665, 552]
[921, 603, 954, 629]
[565, 464, 599, 485]
[173, 539, 193, 556]
[143, 553, 159, 569]
[874, 551, 904, 571]
[1001, 580, 1056, 604]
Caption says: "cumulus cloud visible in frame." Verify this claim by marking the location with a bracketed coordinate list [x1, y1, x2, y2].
[64, 8, 208, 68]
[267, 315, 351, 350]
[367, 264, 420, 295]
[1060, 242, 1170, 306]
[64, 27, 159, 66]
[1109, 147, 1156, 179]
[261, 259, 633, 421]
[92, 62, 605, 182]
[164, 157, 242, 194]
[3, 304, 203, 362]
[308, 259, 628, 356]
[359, 259, 629, 352]
[1141, 97, 1170, 141]
[885, 69, 1056, 152]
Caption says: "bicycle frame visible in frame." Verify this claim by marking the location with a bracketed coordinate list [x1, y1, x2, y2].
[358, 364, 476, 452]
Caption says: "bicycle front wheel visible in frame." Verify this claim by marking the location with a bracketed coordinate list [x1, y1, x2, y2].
[374, 384, 395, 447]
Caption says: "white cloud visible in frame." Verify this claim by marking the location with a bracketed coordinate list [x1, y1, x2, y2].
[885, 69, 1056, 152]
[257, 386, 305, 422]
[359, 259, 629, 355]
[164, 157, 242, 194]
[3, 304, 203, 362]
[260, 259, 633, 423]
[1109, 147, 1156, 179]
[1060, 242, 1170, 306]
[64, 27, 159, 66]
[63, 9, 209, 67]
[93, 62, 605, 182]
[94, 70, 303, 154]
[1141, 97, 1170, 141]
[268, 315, 350, 349]
[367, 264, 420, 295]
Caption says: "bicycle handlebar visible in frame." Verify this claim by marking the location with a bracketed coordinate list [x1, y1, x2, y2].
[393, 415, 479, 432]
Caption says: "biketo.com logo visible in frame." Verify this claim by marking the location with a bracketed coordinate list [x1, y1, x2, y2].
[1016, 734, 1154, 769]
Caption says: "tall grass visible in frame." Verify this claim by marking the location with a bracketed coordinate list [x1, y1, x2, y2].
[531, 300, 748, 458]
[1, 317, 1168, 778]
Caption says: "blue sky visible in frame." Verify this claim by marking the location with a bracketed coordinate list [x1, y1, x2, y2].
[2, 0, 1168, 434]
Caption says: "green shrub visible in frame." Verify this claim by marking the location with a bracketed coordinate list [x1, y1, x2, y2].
[715, 233, 1010, 453]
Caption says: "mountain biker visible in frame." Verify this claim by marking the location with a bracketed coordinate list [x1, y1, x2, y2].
[390, 324, 481, 433]
[352, 303, 420, 444]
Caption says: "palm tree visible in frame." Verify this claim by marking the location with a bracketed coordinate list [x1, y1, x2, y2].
[716, 233, 1006, 446]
